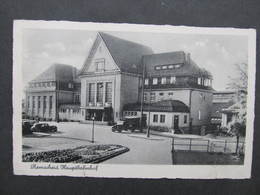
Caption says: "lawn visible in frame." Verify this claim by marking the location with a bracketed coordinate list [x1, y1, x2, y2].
[23, 144, 129, 163]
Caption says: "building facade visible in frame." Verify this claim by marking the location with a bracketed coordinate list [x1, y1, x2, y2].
[79, 32, 153, 124]
[24, 64, 80, 121]
[142, 52, 213, 133]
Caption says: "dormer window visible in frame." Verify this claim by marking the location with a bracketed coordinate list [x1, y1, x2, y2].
[152, 78, 158, 85]
[95, 59, 105, 72]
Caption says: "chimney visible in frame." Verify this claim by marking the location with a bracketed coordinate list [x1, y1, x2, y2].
[186, 53, 191, 64]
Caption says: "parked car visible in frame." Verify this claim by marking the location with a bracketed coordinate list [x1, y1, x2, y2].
[112, 116, 146, 133]
[31, 123, 57, 133]
[22, 119, 36, 135]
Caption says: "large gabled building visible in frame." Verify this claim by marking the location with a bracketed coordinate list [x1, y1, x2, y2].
[79, 32, 153, 124]
[24, 64, 80, 121]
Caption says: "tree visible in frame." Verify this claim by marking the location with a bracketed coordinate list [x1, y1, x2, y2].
[227, 62, 248, 155]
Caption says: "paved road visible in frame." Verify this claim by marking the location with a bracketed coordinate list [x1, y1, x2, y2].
[23, 122, 173, 165]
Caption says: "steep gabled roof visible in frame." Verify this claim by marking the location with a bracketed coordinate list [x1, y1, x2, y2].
[143, 52, 212, 78]
[123, 100, 190, 113]
[30, 64, 77, 83]
[80, 32, 154, 75]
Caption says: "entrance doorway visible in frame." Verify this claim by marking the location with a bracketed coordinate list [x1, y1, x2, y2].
[173, 115, 179, 130]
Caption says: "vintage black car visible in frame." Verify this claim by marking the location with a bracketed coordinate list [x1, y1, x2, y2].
[22, 119, 36, 135]
[112, 116, 146, 133]
[31, 123, 57, 133]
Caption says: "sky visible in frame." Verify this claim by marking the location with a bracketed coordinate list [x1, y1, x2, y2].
[22, 28, 248, 91]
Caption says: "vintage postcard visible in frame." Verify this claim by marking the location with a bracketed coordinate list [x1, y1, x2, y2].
[13, 20, 256, 178]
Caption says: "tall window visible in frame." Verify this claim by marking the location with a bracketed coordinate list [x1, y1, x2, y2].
[89, 83, 95, 103]
[95, 59, 105, 72]
[184, 115, 187, 124]
[198, 110, 201, 120]
[170, 76, 176, 84]
[43, 96, 47, 113]
[150, 93, 156, 102]
[105, 82, 112, 103]
[152, 78, 158, 85]
[198, 77, 202, 85]
[144, 93, 148, 102]
[153, 114, 158, 122]
[160, 115, 165, 123]
[49, 96, 53, 110]
[97, 82, 103, 103]
[144, 78, 149, 85]
[27, 96, 30, 108]
[161, 77, 166, 84]
[32, 96, 35, 108]
[38, 96, 41, 109]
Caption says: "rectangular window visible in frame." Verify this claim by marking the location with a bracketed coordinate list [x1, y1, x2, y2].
[198, 110, 201, 120]
[153, 114, 158, 122]
[160, 115, 165, 123]
[27, 96, 30, 108]
[159, 92, 164, 96]
[97, 82, 104, 103]
[155, 66, 161, 70]
[38, 96, 41, 108]
[184, 115, 187, 124]
[144, 93, 148, 102]
[49, 96, 53, 110]
[95, 59, 105, 72]
[168, 92, 173, 96]
[144, 78, 149, 85]
[162, 65, 167, 70]
[170, 76, 176, 84]
[198, 77, 202, 85]
[168, 65, 174, 69]
[43, 96, 47, 109]
[32, 96, 35, 108]
[150, 93, 156, 102]
[152, 78, 158, 85]
[89, 83, 95, 103]
[161, 77, 166, 84]
[75, 94, 80, 103]
[105, 82, 112, 103]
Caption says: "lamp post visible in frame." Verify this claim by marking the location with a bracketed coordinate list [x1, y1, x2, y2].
[147, 73, 152, 138]
[91, 113, 96, 143]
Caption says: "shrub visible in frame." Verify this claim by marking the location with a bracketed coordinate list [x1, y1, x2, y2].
[149, 126, 170, 132]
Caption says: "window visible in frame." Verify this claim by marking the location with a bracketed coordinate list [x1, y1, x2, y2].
[27, 96, 30, 108]
[97, 83, 103, 103]
[161, 77, 166, 84]
[134, 112, 137, 116]
[168, 65, 174, 69]
[105, 82, 112, 103]
[49, 96, 53, 110]
[43, 96, 47, 110]
[32, 96, 35, 108]
[159, 92, 164, 96]
[144, 78, 149, 85]
[175, 64, 181, 68]
[168, 92, 173, 96]
[170, 76, 176, 84]
[150, 93, 156, 102]
[160, 115, 165, 123]
[75, 94, 80, 103]
[95, 59, 105, 72]
[89, 83, 95, 103]
[38, 96, 41, 108]
[184, 115, 187, 124]
[155, 66, 161, 70]
[144, 93, 148, 102]
[153, 114, 158, 122]
[152, 78, 158, 85]
[198, 77, 202, 85]
[47, 82, 50, 87]
[162, 65, 167, 70]
[198, 110, 201, 120]
[68, 83, 73, 89]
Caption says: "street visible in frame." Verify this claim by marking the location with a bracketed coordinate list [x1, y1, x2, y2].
[23, 122, 173, 165]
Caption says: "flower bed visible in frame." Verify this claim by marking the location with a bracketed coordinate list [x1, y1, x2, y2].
[23, 144, 129, 163]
